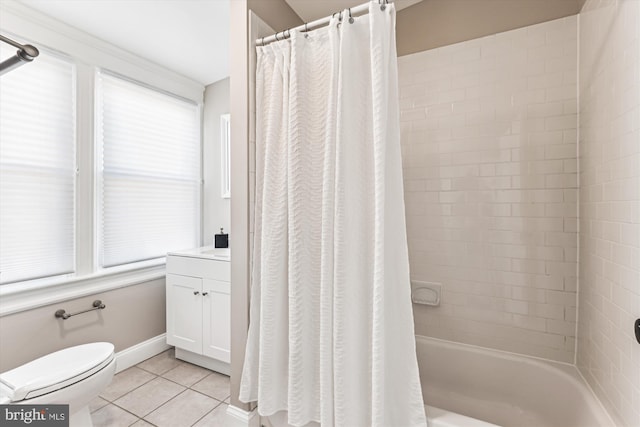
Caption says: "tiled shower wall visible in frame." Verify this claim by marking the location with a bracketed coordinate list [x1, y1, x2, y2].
[577, 0, 640, 425]
[398, 16, 578, 363]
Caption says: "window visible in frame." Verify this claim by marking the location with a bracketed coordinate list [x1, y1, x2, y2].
[0, 46, 75, 284]
[96, 72, 201, 268]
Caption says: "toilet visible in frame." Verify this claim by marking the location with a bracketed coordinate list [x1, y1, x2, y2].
[0, 342, 116, 427]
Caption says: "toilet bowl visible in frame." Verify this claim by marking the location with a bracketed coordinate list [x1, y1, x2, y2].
[0, 342, 116, 427]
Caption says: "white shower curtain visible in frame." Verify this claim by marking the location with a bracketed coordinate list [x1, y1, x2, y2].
[240, 3, 426, 426]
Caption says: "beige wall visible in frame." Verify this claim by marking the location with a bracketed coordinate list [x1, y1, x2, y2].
[0, 279, 166, 372]
[576, 0, 640, 425]
[229, 0, 251, 411]
[203, 77, 231, 245]
[397, 0, 585, 56]
[247, 0, 302, 33]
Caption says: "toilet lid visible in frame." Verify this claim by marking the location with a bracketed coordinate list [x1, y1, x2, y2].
[0, 342, 115, 402]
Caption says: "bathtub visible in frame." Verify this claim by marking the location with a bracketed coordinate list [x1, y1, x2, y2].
[417, 336, 616, 427]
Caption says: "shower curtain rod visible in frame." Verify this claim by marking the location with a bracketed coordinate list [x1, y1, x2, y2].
[255, 0, 389, 46]
[0, 34, 39, 76]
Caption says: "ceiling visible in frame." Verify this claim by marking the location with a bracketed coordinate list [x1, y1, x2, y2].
[13, 0, 422, 86]
[16, 0, 230, 86]
[285, 0, 423, 23]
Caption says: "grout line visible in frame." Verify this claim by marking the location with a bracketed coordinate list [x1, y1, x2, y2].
[139, 388, 190, 420]
[95, 402, 149, 426]
[101, 371, 159, 403]
[156, 370, 209, 389]
[188, 386, 229, 403]
[573, 8, 581, 368]
[96, 352, 229, 426]
[135, 350, 184, 376]
[189, 400, 225, 427]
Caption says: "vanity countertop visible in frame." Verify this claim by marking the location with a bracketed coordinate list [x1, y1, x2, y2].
[167, 246, 230, 261]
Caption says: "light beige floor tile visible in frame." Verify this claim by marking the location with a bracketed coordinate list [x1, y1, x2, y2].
[91, 403, 138, 427]
[137, 349, 182, 375]
[162, 362, 211, 387]
[130, 420, 155, 427]
[89, 396, 109, 413]
[100, 366, 156, 401]
[145, 389, 220, 427]
[162, 363, 211, 387]
[191, 372, 230, 401]
[192, 403, 228, 427]
[114, 377, 185, 417]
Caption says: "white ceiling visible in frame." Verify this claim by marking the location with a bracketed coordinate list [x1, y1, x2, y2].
[17, 0, 230, 86]
[285, 0, 423, 23]
[13, 0, 420, 86]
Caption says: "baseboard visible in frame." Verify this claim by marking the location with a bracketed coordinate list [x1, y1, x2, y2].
[115, 334, 171, 373]
[174, 348, 230, 375]
[226, 405, 260, 427]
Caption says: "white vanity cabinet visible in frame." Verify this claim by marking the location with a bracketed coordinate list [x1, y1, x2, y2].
[166, 247, 230, 375]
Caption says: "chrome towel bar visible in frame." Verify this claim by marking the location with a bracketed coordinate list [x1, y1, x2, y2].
[55, 300, 106, 320]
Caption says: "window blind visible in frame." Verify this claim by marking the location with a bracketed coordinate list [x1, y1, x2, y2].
[0, 47, 76, 284]
[97, 72, 200, 268]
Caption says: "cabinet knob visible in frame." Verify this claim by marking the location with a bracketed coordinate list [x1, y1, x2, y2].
[193, 291, 200, 295]
[202, 292, 209, 296]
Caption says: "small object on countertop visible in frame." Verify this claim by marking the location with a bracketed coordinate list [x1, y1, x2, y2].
[215, 228, 229, 248]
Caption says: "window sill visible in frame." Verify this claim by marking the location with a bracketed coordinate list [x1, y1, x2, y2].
[0, 260, 166, 317]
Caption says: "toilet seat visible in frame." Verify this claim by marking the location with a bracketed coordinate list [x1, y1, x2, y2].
[0, 342, 115, 402]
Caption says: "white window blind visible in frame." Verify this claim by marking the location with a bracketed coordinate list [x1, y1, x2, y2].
[97, 72, 200, 268]
[0, 47, 76, 285]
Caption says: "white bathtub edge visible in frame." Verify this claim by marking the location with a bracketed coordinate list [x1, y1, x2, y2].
[416, 335, 617, 427]
[426, 405, 500, 427]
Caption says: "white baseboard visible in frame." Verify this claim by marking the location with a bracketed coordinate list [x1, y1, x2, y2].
[115, 334, 171, 373]
[174, 348, 230, 375]
[226, 405, 260, 427]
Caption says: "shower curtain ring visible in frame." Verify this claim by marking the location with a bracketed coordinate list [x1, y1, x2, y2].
[381, 0, 386, 11]
[348, 8, 354, 24]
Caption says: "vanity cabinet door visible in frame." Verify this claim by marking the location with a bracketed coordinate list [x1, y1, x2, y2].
[166, 273, 203, 354]
[202, 279, 230, 362]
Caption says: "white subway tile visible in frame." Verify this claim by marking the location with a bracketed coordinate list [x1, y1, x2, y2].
[545, 143, 576, 159]
[546, 85, 577, 102]
[546, 173, 578, 189]
[401, 108, 426, 122]
[528, 71, 564, 90]
[547, 319, 577, 335]
[513, 314, 547, 331]
[545, 114, 577, 131]
[512, 203, 546, 217]
[401, 16, 579, 365]
[526, 102, 564, 118]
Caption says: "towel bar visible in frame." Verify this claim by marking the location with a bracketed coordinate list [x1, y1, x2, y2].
[55, 300, 106, 320]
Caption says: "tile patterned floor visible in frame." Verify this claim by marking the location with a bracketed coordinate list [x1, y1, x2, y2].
[92, 349, 230, 427]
